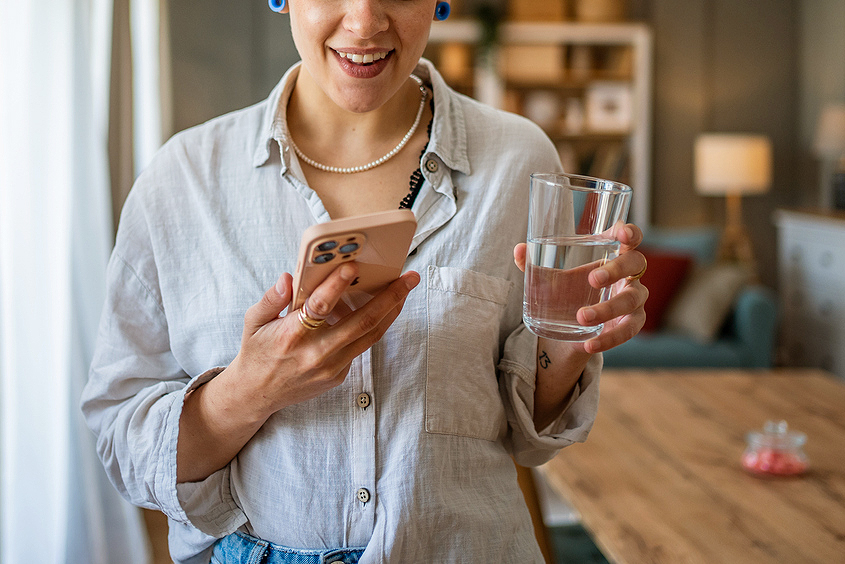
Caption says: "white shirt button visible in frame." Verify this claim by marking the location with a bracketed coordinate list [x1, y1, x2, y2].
[425, 159, 439, 173]
[356, 488, 371, 503]
[356, 392, 371, 409]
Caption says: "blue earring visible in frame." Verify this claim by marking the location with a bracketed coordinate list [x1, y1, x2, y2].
[268, 0, 286, 13]
[434, 2, 450, 21]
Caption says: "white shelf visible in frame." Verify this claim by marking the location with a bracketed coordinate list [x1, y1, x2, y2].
[428, 21, 653, 226]
[430, 21, 650, 45]
[775, 209, 845, 380]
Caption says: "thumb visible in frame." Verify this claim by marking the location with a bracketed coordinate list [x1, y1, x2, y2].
[244, 273, 293, 333]
[513, 243, 527, 273]
[618, 224, 643, 253]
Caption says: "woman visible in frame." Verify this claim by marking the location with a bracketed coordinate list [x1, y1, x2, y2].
[82, 1, 648, 562]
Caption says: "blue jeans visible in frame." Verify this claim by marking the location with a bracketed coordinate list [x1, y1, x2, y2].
[211, 531, 366, 564]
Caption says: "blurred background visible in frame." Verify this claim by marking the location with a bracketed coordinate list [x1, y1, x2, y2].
[2, 1, 844, 563]
[157, 0, 844, 291]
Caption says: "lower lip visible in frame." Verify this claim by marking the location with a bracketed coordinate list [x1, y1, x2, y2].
[333, 50, 392, 79]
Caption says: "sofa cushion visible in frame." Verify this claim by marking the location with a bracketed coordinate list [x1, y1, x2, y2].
[638, 247, 694, 332]
[602, 332, 746, 368]
[640, 226, 720, 265]
[662, 263, 751, 343]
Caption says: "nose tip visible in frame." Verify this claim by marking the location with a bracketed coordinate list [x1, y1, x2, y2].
[344, 1, 389, 38]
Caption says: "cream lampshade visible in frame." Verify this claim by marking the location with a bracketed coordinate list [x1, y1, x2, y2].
[694, 134, 773, 276]
[813, 103, 845, 160]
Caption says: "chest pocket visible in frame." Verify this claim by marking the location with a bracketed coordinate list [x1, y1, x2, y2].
[425, 265, 513, 441]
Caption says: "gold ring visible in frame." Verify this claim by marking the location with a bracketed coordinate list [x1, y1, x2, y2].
[626, 257, 648, 282]
[297, 305, 326, 330]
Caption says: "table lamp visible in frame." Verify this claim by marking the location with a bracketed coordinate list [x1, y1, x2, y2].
[694, 134, 772, 275]
[813, 103, 845, 210]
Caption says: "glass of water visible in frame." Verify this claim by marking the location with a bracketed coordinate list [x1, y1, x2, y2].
[523, 173, 632, 341]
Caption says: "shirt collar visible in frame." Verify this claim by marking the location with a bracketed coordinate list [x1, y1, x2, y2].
[252, 62, 301, 170]
[414, 59, 471, 176]
[251, 59, 471, 177]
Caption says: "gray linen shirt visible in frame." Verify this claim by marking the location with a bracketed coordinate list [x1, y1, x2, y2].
[81, 59, 602, 564]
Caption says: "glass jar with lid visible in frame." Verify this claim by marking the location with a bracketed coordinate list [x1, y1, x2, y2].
[741, 420, 808, 476]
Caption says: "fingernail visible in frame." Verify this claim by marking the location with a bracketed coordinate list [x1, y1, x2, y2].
[275, 277, 287, 297]
[405, 272, 420, 290]
[581, 308, 596, 322]
[339, 265, 356, 280]
[625, 226, 634, 239]
[593, 269, 609, 285]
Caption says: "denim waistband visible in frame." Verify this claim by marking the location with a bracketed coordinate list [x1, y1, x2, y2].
[212, 531, 366, 564]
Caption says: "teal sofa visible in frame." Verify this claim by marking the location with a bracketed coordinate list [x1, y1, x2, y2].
[602, 227, 778, 369]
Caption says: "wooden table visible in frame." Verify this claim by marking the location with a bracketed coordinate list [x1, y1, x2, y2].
[540, 369, 845, 564]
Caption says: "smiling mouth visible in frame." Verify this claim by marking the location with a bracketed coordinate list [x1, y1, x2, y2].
[334, 49, 391, 65]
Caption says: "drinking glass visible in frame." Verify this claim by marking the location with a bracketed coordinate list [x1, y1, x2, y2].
[523, 173, 632, 341]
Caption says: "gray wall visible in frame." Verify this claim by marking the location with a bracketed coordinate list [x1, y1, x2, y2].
[164, 0, 844, 289]
[647, 0, 800, 287]
[798, 0, 845, 207]
[167, 0, 299, 134]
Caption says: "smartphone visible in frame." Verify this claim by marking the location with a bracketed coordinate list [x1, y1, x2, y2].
[290, 209, 417, 313]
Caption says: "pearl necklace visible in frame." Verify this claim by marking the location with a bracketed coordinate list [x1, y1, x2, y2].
[289, 75, 428, 174]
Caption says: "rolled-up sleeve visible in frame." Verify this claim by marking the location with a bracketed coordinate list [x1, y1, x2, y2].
[80, 240, 244, 538]
[174, 454, 247, 537]
[497, 324, 602, 467]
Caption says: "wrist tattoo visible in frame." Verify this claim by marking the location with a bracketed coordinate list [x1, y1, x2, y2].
[539, 350, 552, 369]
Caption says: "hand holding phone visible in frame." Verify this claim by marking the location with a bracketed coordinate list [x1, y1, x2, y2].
[290, 209, 417, 314]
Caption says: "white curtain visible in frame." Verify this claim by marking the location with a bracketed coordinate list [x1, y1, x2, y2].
[132, 0, 171, 175]
[0, 0, 166, 562]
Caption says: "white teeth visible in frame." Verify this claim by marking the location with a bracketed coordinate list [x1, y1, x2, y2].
[336, 50, 388, 64]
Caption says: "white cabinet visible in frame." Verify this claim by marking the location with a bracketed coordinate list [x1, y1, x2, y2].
[426, 21, 653, 227]
[775, 209, 845, 380]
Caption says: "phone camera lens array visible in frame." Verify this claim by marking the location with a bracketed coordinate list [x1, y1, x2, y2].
[312, 239, 361, 264]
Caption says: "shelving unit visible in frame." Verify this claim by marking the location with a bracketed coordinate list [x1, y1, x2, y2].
[426, 20, 653, 226]
[775, 209, 845, 380]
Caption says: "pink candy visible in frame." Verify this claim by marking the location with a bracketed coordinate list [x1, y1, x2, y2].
[741, 420, 809, 477]
[741, 447, 808, 476]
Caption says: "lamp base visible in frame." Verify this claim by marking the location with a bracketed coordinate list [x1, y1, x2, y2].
[717, 224, 755, 264]
[718, 193, 757, 280]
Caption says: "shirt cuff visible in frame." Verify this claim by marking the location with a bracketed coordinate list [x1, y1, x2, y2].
[498, 327, 602, 466]
[175, 467, 247, 538]
[160, 367, 247, 537]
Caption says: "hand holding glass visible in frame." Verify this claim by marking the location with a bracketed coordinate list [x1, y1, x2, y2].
[523, 173, 632, 341]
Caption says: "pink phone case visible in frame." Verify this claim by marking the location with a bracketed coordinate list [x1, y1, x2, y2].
[290, 209, 417, 312]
